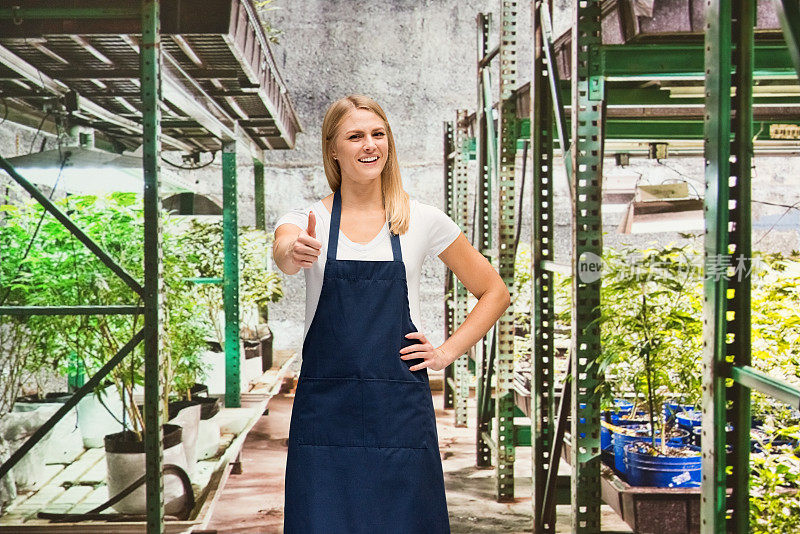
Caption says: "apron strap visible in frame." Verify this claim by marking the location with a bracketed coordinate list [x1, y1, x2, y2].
[327, 188, 342, 261]
[327, 188, 403, 262]
[389, 232, 402, 262]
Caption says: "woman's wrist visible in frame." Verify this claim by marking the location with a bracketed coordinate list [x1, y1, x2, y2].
[274, 236, 300, 275]
[435, 345, 458, 368]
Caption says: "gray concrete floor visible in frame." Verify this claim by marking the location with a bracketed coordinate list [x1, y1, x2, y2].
[204, 381, 631, 533]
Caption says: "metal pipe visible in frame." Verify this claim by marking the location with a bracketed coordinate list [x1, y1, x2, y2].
[0, 306, 144, 316]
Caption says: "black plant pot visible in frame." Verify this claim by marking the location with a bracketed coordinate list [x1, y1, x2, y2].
[243, 339, 261, 361]
[189, 383, 209, 398]
[104, 423, 183, 454]
[260, 328, 273, 372]
[15, 391, 73, 404]
[243, 328, 273, 372]
[168, 397, 221, 421]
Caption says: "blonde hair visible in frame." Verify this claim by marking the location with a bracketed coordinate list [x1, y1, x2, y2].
[321, 94, 410, 235]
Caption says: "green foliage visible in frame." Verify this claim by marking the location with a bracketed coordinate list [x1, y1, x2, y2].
[513, 240, 800, 528]
[750, 422, 800, 534]
[512, 243, 569, 362]
[513, 243, 532, 356]
[751, 252, 800, 419]
[240, 228, 283, 311]
[1, 191, 143, 427]
[0, 190, 211, 435]
[175, 219, 283, 345]
[513, 242, 705, 420]
[598, 245, 704, 432]
[162, 226, 211, 401]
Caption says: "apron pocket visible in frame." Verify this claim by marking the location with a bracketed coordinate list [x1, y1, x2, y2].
[362, 379, 433, 449]
[294, 377, 364, 447]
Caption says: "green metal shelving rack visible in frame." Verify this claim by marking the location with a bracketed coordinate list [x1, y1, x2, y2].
[443, 119, 457, 412]
[454, 109, 472, 428]
[445, 1, 522, 502]
[140, 2, 165, 529]
[443, 0, 800, 532]
[0, 2, 299, 532]
[703, 1, 800, 532]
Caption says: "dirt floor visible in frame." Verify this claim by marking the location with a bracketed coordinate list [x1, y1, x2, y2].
[204, 379, 631, 534]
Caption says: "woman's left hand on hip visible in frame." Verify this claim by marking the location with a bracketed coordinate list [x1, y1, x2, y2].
[400, 332, 449, 372]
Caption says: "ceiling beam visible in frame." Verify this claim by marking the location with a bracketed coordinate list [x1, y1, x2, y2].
[0, 42, 194, 152]
[171, 35, 204, 67]
[8, 68, 242, 81]
[69, 35, 113, 65]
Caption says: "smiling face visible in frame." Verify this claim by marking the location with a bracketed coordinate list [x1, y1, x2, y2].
[330, 108, 389, 186]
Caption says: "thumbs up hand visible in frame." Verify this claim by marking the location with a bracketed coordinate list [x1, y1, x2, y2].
[290, 211, 322, 269]
[306, 211, 316, 239]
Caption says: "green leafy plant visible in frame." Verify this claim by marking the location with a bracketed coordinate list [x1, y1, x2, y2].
[161, 226, 211, 402]
[513, 239, 800, 520]
[0, 191, 144, 429]
[750, 422, 800, 534]
[0, 186, 44, 414]
[239, 228, 283, 331]
[0, 190, 210, 438]
[177, 220, 283, 347]
[598, 245, 704, 448]
[751, 252, 800, 423]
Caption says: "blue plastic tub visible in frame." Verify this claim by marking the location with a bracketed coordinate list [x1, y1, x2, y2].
[676, 410, 702, 444]
[601, 419, 648, 451]
[612, 429, 690, 480]
[611, 425, 651, 478]
[613, 398, 634, 414]
[624, 443, 701, 488]
[606, 399, 635, 425]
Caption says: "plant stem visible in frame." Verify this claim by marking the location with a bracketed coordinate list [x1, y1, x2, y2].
[124, 380, 144, 440]
[642, 340, 657, 450]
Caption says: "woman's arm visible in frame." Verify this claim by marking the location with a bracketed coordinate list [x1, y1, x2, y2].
[400, 233, 511, 371]
[273, 212, 321, 275]
[435, 233, 511, 366]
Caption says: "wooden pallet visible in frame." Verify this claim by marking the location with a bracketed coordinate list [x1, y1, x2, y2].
[0, 353, 298, 533]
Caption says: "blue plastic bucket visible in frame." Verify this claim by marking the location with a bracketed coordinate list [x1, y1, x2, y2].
[601, 419, 648, 451]
[625, 443, 701, 488]
[606, 399, 636, 425]
[611, 399, 634, 417]
[612, 425, 651, 478]
[676, 410, 702, 444]
[612, 430, 690, 479]
[615, 398, 634, 411]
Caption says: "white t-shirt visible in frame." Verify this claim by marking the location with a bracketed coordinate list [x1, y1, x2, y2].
[274, 198, 462, 343]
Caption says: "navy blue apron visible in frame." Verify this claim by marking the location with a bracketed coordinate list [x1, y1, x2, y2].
[284, 189, 450, 533]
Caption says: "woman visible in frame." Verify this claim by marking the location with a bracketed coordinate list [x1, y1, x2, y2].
[273, 94, 509, 533]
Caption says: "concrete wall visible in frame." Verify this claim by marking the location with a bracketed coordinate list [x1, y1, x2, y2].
[263, 0, 513, 352]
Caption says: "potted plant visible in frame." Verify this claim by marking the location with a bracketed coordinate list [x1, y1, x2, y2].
[177, 220, 283, 388]
[104, 423, 189, 515]
[598, 244, 704, 482]
[0, 189, 94, 469]
[1, 188, 210, 507]
[238, 228, 282, 373]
